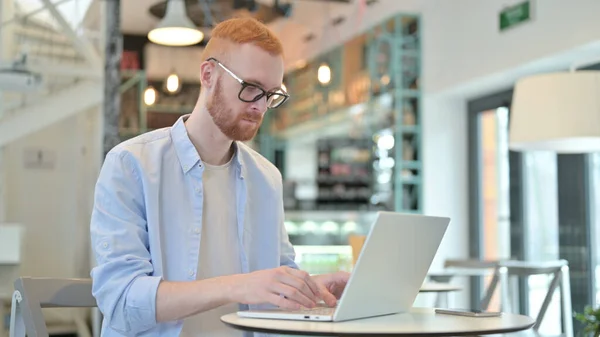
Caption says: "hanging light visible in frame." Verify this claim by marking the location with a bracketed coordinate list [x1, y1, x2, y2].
[148, 0, 204, 46]
[318, 63, 331, 85]
[165, 72, 180, 93]
[144, 86, 157, 106]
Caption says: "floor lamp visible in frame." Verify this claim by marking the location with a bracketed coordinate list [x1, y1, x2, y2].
[509, 70, 600, 153]
[508, 69, 600, 337]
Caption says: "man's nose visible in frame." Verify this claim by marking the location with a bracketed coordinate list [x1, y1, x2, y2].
[250, 95, 268, 113]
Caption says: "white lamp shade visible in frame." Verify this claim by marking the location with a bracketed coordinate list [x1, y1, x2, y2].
[148, 0, 204, 46]
[509, 71, 600, 153]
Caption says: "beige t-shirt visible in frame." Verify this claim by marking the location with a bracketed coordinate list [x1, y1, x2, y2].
[180, 156, 243, 337]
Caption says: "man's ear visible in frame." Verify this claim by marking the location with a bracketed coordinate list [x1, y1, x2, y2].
[199, 61, 215, 89]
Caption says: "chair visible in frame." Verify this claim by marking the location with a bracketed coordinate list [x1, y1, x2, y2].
[9, 277, 95, 337]
[487, 260, 573, 337]
[0, 224, 24, 337]
[433, 259, 573, 337]
[428, 259, 501, 309]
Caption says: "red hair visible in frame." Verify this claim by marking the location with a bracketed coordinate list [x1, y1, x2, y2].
[201, 17, 283, 60]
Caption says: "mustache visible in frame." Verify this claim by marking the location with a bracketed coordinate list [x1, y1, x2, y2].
[240, 113, 262, 122]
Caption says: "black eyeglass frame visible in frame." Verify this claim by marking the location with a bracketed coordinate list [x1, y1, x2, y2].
[207, 57, 290, 109]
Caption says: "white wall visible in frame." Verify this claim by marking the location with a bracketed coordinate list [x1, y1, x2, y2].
[420, 94, 470, 308]
[422, 0, 600, 95]
[421, 94, 469, 269]
[4, 107, 100, 280]
[0, 0, 14, 225]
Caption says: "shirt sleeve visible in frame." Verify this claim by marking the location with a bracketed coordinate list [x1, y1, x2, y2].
[276, 172, 298, 270]
[89, 149, 162, 336]
[279, 224, 298, 269]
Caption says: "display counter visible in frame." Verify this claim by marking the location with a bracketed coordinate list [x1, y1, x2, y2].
[285, 210, 376, 274]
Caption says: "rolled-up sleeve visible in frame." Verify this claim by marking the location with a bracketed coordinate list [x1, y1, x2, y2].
[90, 150, 161, 336]
[279, 225, 298, 269]
[276, 174, 298, 270]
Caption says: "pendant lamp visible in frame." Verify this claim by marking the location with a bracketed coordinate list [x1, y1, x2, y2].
[148, 0, 204, 46]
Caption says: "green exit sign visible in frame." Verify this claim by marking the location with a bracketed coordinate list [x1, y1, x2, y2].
[499, 1, 532, 31]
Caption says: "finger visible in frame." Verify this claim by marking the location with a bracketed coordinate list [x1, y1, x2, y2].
[284, 268, 321, 299]
[272, 283, 316, 308]
[267, 293, 300, 310]
[277, 270, 319, 302]
[319, 285, 338, 307]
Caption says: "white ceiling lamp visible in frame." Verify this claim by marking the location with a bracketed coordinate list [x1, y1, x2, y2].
[148, 0, 204, 46]
[509, 70, 600, 153]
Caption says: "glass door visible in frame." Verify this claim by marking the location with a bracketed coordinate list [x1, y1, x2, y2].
[523, 151, 560, 334]
[591, 152, 600, 307]
[477, 107, 512, 311]
[469, 92, 562, 335]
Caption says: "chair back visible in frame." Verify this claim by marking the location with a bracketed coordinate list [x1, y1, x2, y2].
[9, 277, 96, 337]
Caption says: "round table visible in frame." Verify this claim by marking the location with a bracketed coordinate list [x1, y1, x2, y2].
[419, 283, 462, 308]
[221, 307, 535, 336]
[419, 283, 462, 293]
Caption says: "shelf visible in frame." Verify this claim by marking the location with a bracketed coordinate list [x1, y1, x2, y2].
[400, 176, 422, 185]
[401, 49, 420, 58]
[401, 161, 421, 169]
[274, 92, 394, 143]
[294, 245, 352, 255]
[284, 210, 377, 223]
[273, 13, 423, 216]
[401, 89, 420, 98]
[316, 177, 371, 185]
[147, 105, 193, 114]
[399, 125, 420, 134]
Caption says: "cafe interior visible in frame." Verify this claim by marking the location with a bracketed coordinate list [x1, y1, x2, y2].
[1, 0, 600, 336]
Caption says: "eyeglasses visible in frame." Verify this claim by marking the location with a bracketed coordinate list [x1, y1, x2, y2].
[207, 57, 290, 109]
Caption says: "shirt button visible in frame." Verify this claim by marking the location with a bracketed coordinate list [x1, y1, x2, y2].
[195, 188, 201, 193]
[102, 242, 108, 249]
[183, 165, 189, 171]
[194, 227, 200, 234]
[188, 270, 194, 277]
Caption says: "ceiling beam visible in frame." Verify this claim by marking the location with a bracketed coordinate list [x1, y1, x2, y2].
[39, 0, 101, 67]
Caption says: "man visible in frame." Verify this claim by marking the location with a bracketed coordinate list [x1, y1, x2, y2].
[90, 17, 349, 337]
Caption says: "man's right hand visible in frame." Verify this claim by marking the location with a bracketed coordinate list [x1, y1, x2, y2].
[230, 266, 321, 310]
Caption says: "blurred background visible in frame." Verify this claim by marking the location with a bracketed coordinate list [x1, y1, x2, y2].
[1, 0, 600, 336]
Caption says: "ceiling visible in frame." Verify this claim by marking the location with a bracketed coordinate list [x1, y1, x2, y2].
[120, 0, 425, 70]
[14, 0, 94, 30]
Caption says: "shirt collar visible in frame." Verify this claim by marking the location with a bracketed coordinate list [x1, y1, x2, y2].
[170, 114, 245, 176]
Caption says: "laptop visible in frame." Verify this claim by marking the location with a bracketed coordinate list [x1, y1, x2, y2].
[237, 211, 450, 322]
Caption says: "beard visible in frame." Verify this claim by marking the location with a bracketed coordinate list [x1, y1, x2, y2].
[207, 79, 263, 142]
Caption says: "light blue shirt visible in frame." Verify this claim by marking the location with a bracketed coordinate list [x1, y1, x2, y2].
[90, 115, 297, 337]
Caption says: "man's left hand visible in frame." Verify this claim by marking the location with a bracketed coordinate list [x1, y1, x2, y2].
[311, 271, 351, 307]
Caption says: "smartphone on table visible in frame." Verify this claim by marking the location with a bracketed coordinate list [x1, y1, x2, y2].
[435, 308, 502, 317]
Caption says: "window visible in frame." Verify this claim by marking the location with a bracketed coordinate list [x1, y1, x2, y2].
[591, 153, 600, 306]
[469, 91, 562, 335]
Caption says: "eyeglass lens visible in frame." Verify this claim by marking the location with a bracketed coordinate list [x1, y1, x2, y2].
[239, 85, 287, 108]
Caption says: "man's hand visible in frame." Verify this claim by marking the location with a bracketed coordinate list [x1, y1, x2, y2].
[231, 266, 322, 310]
[312, 271, 351, 307]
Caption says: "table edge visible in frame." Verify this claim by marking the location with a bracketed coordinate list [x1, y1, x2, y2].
[222, 318, 536, 336]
